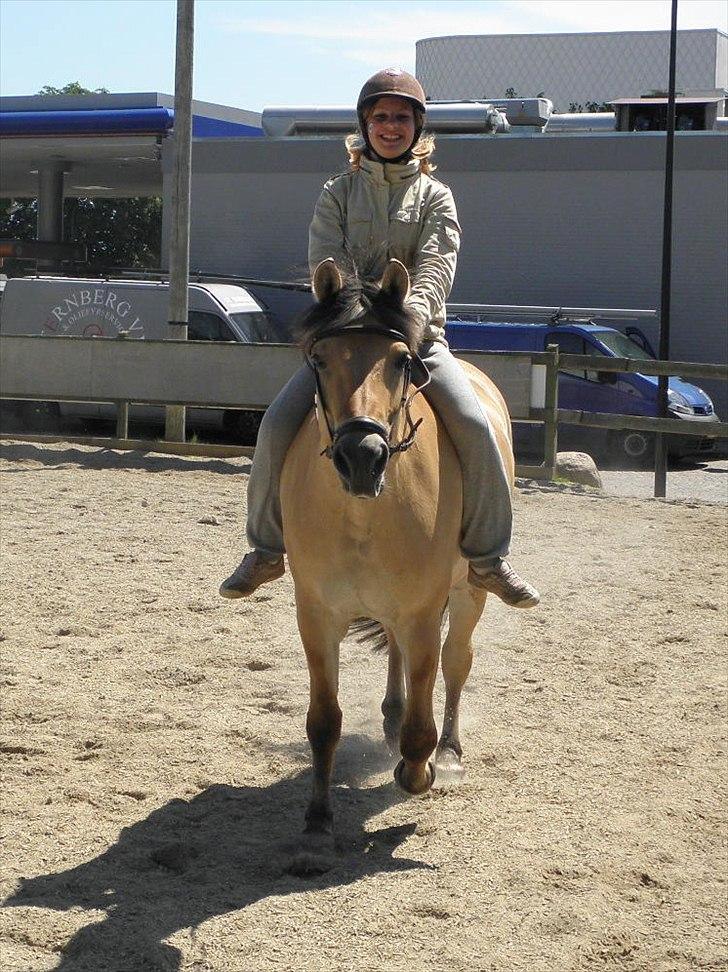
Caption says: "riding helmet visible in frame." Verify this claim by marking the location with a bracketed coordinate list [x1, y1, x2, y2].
[356, 68, 427, 161]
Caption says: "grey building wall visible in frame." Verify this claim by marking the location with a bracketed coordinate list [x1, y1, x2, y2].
[416, 30, 727, 111]
[717, 32, 728, 90]
[163, 131, 728, 413]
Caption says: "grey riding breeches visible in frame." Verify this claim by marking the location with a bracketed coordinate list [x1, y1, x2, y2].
[245, 341, 513, 569]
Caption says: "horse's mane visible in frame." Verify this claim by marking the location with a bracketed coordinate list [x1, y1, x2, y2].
[293, 276, 421, 353]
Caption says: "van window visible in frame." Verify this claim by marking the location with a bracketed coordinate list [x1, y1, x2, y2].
[230, 311, 289, 343]
[546, 332, 608, 383]
[597, 330, 654, 361]
[188, 311, 237, 342]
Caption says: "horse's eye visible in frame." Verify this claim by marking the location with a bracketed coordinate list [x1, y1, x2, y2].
[395, 352, 411, 371]
[310, 353, 326, 370]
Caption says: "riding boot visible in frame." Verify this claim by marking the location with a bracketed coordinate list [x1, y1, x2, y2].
[219, 551, 285, 598]
[468, 560, 540, 608]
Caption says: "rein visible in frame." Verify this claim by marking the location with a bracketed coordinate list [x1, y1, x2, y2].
[305, 323, 430, 460]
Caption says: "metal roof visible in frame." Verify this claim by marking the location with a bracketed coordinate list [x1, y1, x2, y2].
[609, 96, 725, 105]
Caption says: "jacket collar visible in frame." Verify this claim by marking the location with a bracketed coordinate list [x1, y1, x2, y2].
[358, 156, 421, 187]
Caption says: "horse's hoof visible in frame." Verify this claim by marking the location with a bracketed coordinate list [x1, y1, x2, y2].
[394, 758, 436, 795]
[435, 747, 465, 781]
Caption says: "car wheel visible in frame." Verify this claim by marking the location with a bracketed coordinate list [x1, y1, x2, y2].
[222, 409, 263, 444]
[19, 401, 61, 434]
[610, 429, 654, 468]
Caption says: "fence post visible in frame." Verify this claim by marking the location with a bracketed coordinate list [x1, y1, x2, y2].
[543, 344, 559, 479]
[115, 400, 129, 439]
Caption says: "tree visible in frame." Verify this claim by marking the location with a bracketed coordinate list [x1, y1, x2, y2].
[0, 82, 162, 272]
[36, 81, 109, 96]
[568, 100, 612, 113]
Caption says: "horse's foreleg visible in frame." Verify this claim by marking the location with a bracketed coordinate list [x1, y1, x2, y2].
[437, 583, 487, 777]
[394, 616, 441, 795]
[297, 603, 347, 836]
[381, 630, 405, 754]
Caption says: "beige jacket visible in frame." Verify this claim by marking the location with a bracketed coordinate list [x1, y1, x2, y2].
[308, 156, 461, 342]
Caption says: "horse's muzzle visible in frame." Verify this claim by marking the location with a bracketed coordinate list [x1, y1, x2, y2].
[332, 430, 389, 497]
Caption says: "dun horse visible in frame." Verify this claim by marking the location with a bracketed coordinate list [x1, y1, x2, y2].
[280, 258, 514, 852]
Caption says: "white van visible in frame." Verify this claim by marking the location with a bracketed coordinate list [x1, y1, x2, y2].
[0, 275, 286, 437]
[0, 275, 282, 342]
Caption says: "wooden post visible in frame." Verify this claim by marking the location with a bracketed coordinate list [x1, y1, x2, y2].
[165, 0, 194, 442]
[543, 344, 559, 479]
[115, 400, 129, 439]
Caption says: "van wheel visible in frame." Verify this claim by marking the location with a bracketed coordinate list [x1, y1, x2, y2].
[222, 409, 263, 444]
[610, 429, 654, 468]
[19, 401, 61, 434]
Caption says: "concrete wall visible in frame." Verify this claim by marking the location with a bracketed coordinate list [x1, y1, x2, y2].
[416, 30, 727, 112]
[163, 130, 728, 414]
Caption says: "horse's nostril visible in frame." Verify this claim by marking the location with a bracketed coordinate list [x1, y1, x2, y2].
[370, 445, 387, 479]
[333, 449, 350, 481]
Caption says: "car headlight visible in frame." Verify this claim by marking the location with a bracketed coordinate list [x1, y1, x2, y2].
[667, 390, 694, 415]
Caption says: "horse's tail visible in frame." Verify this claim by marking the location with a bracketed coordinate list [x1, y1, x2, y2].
[347, 604, 450, 655]
[347, 618, 389, 653]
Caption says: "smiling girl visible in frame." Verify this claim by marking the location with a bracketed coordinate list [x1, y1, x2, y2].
[220, 69, 539, 609]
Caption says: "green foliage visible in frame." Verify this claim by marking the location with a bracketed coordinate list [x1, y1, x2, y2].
[0, 82, 161, 272]
[0, 197, 162, 270]
[504, 87, 547, 100]
[568, 100, 612, 113]
[36, 81, 109, 96]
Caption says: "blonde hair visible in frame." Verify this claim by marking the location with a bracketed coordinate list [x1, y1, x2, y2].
[345, 105, 437, 174]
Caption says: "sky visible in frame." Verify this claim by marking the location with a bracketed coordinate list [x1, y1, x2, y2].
[1, 0, 726, 111]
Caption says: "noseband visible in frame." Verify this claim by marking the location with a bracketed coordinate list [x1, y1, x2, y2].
[305, 323, 430, 461]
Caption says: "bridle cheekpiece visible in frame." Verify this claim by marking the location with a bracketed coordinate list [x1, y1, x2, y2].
[305, 321, 430, 461]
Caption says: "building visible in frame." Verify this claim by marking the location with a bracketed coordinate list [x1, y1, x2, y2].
[1, 86, 726, 416]
[416, 29, 728, 111]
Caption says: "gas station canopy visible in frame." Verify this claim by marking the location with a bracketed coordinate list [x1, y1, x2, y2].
[0, 92, 262, 198]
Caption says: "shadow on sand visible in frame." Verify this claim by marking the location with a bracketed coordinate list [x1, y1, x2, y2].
[4, 735, 430, 972]
[0, 441, 251, 476]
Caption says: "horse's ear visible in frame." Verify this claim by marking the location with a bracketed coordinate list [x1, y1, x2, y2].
[380, 259, 410, 305]
[312, 258, 344, 302]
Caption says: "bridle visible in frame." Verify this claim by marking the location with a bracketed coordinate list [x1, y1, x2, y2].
[305, 322, 430, 461]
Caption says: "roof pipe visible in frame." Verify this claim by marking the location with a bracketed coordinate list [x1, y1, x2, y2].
[261, 100, 561, 136]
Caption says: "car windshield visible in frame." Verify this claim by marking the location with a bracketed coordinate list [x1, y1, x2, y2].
[596, 331, 654, 361]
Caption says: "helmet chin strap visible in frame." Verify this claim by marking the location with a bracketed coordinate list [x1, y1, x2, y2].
[363, 145, 414, 165]
[362, 126, 422, 165]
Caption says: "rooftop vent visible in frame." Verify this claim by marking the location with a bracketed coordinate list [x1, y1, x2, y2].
[610, 96, 726, 132]
[261, 99, 553, 137]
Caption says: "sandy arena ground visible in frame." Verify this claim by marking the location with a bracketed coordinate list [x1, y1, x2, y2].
[1, 440, 726, 972]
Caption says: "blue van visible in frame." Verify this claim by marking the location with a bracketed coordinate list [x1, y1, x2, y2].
[445, 318, 719, 463]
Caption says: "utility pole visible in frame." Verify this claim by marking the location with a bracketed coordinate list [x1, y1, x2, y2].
[654, 0, 678, 497]
[165, 0, 194, 442]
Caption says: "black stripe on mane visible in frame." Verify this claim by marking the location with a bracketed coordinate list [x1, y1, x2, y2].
[294, 277, 420, 353]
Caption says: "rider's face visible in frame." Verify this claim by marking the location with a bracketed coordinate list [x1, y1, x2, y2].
[365, 96, 416, 159]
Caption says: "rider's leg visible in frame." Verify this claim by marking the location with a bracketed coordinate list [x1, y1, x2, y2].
[419, 341, 539, 608]
[219, 365, 316, 598]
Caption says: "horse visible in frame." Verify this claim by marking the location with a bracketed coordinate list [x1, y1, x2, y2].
[279, 257, 514, 860]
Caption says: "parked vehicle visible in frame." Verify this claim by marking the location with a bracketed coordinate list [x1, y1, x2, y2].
[0, 275, 288, 439]
[445, 317, 720, 464]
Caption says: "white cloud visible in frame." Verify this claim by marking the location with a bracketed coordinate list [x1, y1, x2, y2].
[214, 1, 727, 69]
[512, 1, 727, 33]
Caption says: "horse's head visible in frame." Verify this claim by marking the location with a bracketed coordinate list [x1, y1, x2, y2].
[296, 258, 425, 498]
